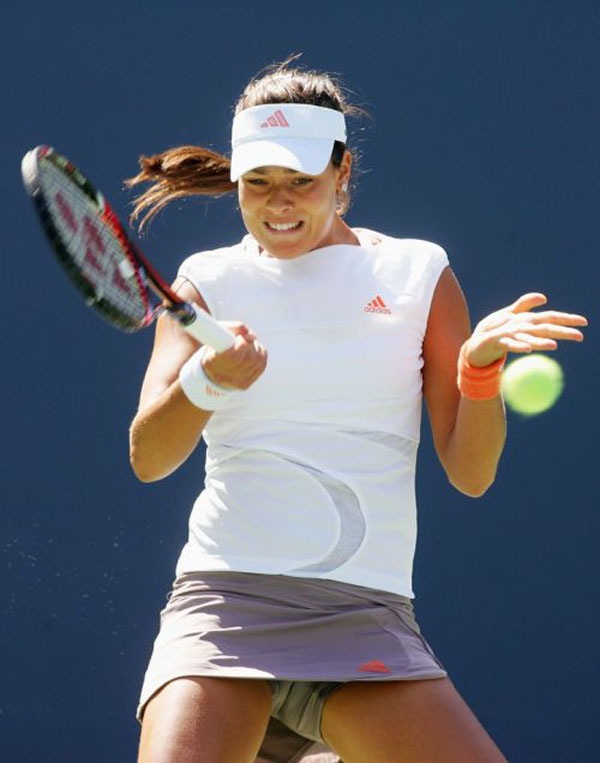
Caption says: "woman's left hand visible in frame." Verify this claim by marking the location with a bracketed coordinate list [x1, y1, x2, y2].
[462, 292, 587, 367]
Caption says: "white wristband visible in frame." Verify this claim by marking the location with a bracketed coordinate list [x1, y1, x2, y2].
[179, 346, 232, 411]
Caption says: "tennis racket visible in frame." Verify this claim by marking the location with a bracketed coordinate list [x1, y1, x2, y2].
[21, 145, 235, 351]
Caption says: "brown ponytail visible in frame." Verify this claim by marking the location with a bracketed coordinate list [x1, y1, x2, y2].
[127, 57, 364, 231]
[125, 146, 236, 232]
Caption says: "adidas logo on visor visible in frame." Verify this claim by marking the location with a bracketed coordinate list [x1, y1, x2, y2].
[364, 296, 392, 315]
[260, 110, 290, 128]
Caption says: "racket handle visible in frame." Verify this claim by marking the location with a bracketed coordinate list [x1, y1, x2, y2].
[179, 302, 236, 351]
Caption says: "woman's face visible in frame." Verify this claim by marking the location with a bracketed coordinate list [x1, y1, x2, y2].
[238, 152, 352, 259]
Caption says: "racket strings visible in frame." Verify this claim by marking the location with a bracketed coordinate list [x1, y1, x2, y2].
[39, 160, 150, 328]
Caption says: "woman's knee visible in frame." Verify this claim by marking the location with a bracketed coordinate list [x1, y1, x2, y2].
[138, 676, 273, 763]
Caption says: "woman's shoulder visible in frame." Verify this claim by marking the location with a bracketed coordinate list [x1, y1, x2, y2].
[178, 237, 249, 279]
[354, 227, 449, 267]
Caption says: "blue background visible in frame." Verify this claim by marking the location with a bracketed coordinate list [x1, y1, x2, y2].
[3, 2, 598, 760]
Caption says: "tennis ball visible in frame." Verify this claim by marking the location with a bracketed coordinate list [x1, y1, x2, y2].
[501, 354, 564, 416]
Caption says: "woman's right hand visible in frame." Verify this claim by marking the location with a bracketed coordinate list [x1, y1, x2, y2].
[201, 322, 268, 390]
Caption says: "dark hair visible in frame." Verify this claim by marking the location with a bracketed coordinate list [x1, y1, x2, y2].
[126, 58, 362, 231]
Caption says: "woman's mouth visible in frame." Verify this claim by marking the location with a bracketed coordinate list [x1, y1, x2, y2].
[264, 221, 304, 234]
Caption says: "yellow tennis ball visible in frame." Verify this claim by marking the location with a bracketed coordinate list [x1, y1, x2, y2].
[501, 354, 564, 416]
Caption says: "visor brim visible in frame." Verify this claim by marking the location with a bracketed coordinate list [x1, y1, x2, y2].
[230, 138, 335, 182]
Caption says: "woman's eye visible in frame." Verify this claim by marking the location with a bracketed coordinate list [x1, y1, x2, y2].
[246, 178, 267, 186]
[293, 177, 313, 186]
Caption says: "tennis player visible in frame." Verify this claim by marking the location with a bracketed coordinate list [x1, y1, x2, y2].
[128, 62, 587, 763]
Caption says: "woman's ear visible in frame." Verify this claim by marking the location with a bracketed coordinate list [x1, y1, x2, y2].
[336, 151, 352, 215]
[337, 150, 352, 192]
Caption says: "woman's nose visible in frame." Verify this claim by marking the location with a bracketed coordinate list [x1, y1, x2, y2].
[265, 184, 294, 213]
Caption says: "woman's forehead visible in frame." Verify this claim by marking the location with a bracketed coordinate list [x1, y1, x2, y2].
[245, 166, 302, 176]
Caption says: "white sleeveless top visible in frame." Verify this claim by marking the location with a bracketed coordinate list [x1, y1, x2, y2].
[175, 228, 448, 596]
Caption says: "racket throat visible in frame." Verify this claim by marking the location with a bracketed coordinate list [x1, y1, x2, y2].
[150, 302, 196, 327]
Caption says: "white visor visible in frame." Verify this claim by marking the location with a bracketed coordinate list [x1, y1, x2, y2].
[230, 103, 347, 182]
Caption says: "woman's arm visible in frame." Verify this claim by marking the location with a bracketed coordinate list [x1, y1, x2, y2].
[422, 267, 502, 497]
[129, 278, 267, 483]
[423, 268, 586, 497]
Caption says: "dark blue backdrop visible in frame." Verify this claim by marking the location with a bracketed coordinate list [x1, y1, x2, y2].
[3, 2, 598, 761]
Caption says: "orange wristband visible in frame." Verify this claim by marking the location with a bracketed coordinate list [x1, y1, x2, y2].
[457, 346, 506, 400]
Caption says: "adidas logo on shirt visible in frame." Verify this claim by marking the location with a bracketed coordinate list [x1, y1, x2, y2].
[260, 110, 290, 128]
[358, 659, 392, 673]
[364, 295, 392, 315]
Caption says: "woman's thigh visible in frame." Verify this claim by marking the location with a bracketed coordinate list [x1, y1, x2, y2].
[321, 677, 507, 763]
[138, 676, 273, 763]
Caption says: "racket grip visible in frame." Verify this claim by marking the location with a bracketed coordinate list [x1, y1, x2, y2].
[180, 302, 236, 351]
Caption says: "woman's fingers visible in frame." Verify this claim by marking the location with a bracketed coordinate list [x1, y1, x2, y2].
[233, 340, 268, 389]
[516, 310, 588, 327]
[202, 326, 268, 389]
[467, 296, 587, 366]
[483, 321, 583, 357]
[508, 293, 548, 313]
[478, 305, 587, 335]
[506, 294, 588, 327]
[502, 322, 584, 342]
[497, 337, 534, 353]
[222, 321, 257, 341]
[512, 333, 557, 350]
[497, 332, 557, 353]
[482, 313, 586, 344]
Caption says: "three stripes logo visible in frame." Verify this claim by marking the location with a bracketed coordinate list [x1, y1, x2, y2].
[364, 295, 392, 315]
[260, 109, 290, 128]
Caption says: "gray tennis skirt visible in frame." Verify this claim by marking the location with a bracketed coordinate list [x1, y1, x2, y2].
[137, 571, 447, 757]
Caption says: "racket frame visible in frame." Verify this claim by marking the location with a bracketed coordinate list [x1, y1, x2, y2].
[22, 146, 234, 349]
